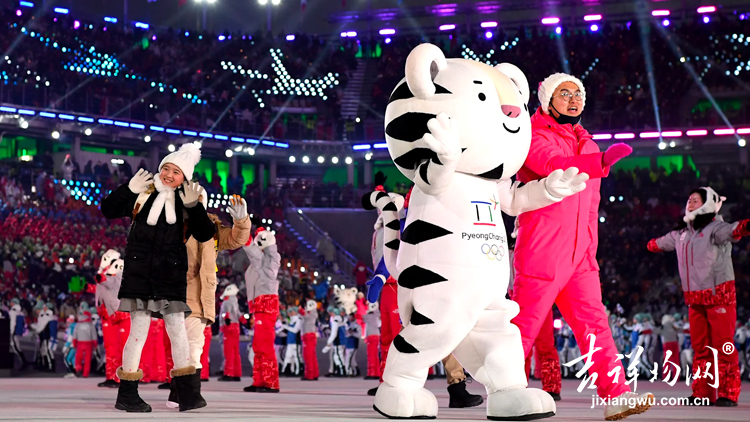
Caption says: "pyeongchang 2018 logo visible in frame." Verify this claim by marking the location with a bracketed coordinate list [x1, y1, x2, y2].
[481, 243, 506, 262]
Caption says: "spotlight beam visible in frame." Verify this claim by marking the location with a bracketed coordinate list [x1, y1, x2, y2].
[636, 3, 663, 142]
[652, 19, 741, 139]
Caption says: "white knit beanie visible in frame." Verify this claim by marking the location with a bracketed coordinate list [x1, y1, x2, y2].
[537, 73, 586, 114]
[159, 143, 201, 181]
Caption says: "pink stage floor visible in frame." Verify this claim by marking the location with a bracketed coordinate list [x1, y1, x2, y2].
[0, 377, 746, 421]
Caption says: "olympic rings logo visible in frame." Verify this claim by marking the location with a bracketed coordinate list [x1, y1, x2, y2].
[481, 243, 505, 261]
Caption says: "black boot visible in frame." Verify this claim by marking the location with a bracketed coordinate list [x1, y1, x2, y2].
[243, 385, 280, 393]
[217, 375, 241, 381]
[114, 368, 152, 412]
[548, 392, 562, 401]
[715, 397, 737, 407]
[447, 381, 484, 408]
[172, 366, 207, 412]
[98, 379, 119, 388]
[166, 379, 179, 409]
[157, 382, 171, 390]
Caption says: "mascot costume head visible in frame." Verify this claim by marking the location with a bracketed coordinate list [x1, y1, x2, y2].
[95, 249, 125, 317]
[333, 286, 359, 315]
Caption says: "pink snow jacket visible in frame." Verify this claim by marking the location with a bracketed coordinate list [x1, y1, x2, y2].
[514, 108, 611, 280]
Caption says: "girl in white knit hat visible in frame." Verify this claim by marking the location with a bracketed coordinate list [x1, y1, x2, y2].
[511, 73, 654, 420]
[101, 143, 216, 413]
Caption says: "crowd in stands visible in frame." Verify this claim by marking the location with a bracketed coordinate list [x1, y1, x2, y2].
[2, 7, 749, 143]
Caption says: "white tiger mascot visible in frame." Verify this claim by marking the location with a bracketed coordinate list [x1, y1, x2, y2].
[362, 43, 589, 420]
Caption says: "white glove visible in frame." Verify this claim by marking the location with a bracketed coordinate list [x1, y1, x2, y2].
[227, 195, 248, 220]
[180, 181, 203, 208]
[128, 169, 153, 194]
[544, 167, 589, 199]
[422, 112, 462, 166]
[321, 345, 331, 353]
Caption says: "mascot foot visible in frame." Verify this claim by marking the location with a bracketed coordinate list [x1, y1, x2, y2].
[487, 388, 555, 421]
[373, 382, 437, 419]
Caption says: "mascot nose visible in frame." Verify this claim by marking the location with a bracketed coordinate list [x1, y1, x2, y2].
[501, 105, 521, 118]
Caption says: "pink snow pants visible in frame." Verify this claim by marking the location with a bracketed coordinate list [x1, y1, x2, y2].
[512, 259, 629, 399]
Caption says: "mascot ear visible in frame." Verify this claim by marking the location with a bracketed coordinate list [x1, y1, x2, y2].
[494, 63, 529, 105]
[405, 43, 448, 99]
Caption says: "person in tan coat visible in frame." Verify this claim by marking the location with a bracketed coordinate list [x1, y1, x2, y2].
[166, 194, 252, 408]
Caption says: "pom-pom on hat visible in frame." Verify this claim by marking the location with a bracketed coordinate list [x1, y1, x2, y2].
[159, 143, 202, 182]
[537, 73, 586, 114]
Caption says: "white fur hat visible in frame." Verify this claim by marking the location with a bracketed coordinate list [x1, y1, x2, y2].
[159, 143, 202, 182]
[684, 187, 726, 223]
[538, 73, 586, 114]
[221, 284, 239, 298]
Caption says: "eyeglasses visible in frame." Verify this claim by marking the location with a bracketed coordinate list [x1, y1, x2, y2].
[553, 90, 585, 102]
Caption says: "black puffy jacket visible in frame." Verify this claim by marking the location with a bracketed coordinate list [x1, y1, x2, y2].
[101, 183, 216, 302]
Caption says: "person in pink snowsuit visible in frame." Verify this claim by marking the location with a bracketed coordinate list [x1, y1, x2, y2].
[511, 73, 651, 420]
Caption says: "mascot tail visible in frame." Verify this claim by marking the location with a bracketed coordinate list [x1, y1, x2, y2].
[362, 191, 402, 280]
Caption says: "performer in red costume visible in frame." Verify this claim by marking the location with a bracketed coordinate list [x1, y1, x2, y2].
[301, 299, 320, 380]
[73, 311, 98, 378]
[243, 227, 281, 393]
[648, 187, 745, 406]
[94, 250, 130, 388]
[200, 326, 211, 381]
[219, 284, 242, 381]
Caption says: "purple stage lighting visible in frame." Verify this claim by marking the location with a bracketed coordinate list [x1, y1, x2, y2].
[555, 26, 562, 35]
[542, 17, 560, 25]
[590, 24, 599, 32]
[485, 31, 493, 39]
[662, 19, 670, 27]
[439, 24, 456, 31]
[697, 6, 716, 14]
[584, 14, 602, 22]
[379, 28, 395, 35]
[481, 21, 498, 28]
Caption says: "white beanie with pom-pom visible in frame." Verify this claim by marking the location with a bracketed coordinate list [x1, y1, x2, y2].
[537, 73, 586, 114]
[159, 143, 202, 181]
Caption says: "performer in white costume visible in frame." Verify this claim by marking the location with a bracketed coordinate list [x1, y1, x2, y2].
[362, 43, 588, 420]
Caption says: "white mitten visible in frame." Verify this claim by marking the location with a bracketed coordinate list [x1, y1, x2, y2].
[227, 195, 248, 220]
[128, 169, 154, 194]
[544, 167, 589, 199]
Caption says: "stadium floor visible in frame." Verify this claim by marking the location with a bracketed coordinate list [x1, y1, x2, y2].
[0, 377, 747, 421]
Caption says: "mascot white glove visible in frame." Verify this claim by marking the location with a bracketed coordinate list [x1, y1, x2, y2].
[128, 169, 153, 194]
[322, 345, 331, 353]
[422, 112, 462, 166]
[227, 195, 248, 220]
[544, 167, 589, 199]
[180, 181, 204, 208]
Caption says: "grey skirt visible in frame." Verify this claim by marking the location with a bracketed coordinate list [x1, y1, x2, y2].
[118, 298, 192, 318]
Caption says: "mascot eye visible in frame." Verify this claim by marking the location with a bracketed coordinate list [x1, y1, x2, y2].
[524, 104, 528, 112]
[478, 93, 486, 101]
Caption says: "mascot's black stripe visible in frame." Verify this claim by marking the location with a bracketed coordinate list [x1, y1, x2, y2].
[385, 219, 401, 231]
[477, 163, 504, 180]
[393, 335, 419, 354]
[385, 239, 400, 250]
[394, 148, 437, 171]
[418, 162, 430, 185]
[361, 193, 377, 210]
[410, 310, 435, 326]
[388, 83, 414, 103]
[375, 191, 390, 202]
[382, 202, 398, 212]
[434, 84, 452, 94]
[398, 265, 447, 289]
[402, 220, 453, 245]
[385, 112, 435, 143]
